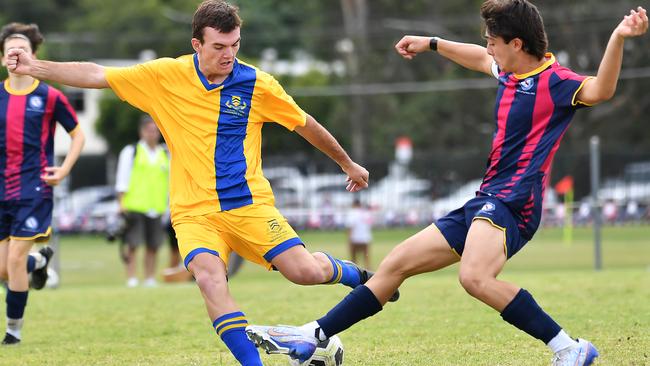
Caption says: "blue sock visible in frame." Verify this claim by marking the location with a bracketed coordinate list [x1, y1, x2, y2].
[317, 285, 382, 338]
[27, 255, 36, 273]
[213, 311, 262, 366]
[500, 289, 562, 344]
[323, 253, 361, 288]
[6, 289, 28, 319]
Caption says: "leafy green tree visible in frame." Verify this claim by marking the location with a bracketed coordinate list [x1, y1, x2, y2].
[95, 91, 143, 154]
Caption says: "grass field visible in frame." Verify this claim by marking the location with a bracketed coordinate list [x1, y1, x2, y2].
[1, 226, 649, 366]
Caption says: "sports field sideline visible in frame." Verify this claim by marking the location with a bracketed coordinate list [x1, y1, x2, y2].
[2, 226, 648, 365]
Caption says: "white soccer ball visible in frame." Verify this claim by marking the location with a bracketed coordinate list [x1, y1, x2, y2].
[304, 335, 344, 366]
[45, 268, 60, 289]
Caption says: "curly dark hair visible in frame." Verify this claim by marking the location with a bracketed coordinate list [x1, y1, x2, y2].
[0, 22, 44, 55]
[192, 0, 242, 43]
[480, 0, 548, 60]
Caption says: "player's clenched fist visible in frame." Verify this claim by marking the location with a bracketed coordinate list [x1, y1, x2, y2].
[394, 35, 431, 59]
[5, 48, 33, 74]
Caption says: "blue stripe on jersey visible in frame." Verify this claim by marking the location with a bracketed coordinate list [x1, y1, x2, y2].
[489, 76, 539, 199]
[0, 93, 7, 198]
[193, 53, 234, 91]
[214, 62, 256, 211]
[22, 86, 47, 198]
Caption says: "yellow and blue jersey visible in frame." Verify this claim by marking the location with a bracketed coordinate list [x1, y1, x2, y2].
[105, 55, 307, 221]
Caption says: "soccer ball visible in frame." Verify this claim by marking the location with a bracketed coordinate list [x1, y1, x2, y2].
[45, 268, 60, 289]
[289, 335, 344, 366]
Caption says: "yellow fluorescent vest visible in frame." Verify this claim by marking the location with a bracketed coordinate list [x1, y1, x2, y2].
[105, 55, 307, 221]
[122, 144, 169, 214]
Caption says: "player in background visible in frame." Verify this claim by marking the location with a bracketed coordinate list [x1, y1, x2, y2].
[246, 2, 648, 365]
[346, 198, 372, 269]
[5, 1, 397, 364]
[0, 22, 85, 345]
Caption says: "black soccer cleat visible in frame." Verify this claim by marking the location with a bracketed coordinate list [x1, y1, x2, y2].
[2, 333, 20, 345]
[342, 260, 400, 302]
[30, 246, 53, 290]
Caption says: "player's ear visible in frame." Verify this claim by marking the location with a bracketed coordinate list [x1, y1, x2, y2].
[191, 38, 202, 53]
[511, 38, 524, 51]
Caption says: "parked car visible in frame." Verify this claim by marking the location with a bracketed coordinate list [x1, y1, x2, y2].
[54, 186, 119, 233]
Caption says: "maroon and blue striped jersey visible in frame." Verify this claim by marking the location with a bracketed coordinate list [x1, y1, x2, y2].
[479, 53, 591, 239]
[0, 80, 78, 201]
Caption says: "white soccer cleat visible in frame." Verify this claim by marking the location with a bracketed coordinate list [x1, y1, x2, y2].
[552, 338, 599, 366]
[246, 325, 318, 365]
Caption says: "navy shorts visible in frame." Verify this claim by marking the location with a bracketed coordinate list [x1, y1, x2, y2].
[0, 199, 53, 242]
[435, 195, 527, 259]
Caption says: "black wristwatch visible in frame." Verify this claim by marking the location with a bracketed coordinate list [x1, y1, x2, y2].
[429, 36, 440, 52]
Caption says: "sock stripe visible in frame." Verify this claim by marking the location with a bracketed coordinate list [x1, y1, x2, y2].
[333, 261, 343, 283]
[215, 317, 247, 333]
[213, 312, 245, 327]
[323, 253, 343, 284]
[217, 320, 249, 336]
[218, 314, 263, 366]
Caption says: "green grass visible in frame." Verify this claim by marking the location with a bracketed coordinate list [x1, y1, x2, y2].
[2, 226, 649, 365]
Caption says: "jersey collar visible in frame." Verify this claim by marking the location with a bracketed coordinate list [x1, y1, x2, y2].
[193, 53, 237, 91]
[513, 53, 555, 80]
[4, 78, 40, 95]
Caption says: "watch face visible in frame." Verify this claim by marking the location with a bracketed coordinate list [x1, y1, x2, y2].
[430, 37, 438, 51]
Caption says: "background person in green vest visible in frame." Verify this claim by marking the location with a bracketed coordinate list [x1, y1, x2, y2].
[115, 115, 169, 288]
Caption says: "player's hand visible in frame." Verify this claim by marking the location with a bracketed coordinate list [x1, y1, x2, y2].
[614, 6, 648, 38]
[6, 48, 34, 75]
[41, 166, 69, 186]
[395, 35, 432, 59]
[342, 162, 369, 192]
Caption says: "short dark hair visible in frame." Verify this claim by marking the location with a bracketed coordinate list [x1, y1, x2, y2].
[480, 0, 547, 59]
[139, 115, 155, 130]
[0, 22, 44, 55]
[192, 0, 242, 43]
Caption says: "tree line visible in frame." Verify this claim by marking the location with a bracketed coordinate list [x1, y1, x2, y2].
[2, 0, 648, 198]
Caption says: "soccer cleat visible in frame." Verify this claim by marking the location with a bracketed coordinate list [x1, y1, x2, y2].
[30, 246, 53, 290]
[551, 338, 599, 366]
[246, 325, 318, 365]
[1, 333, 20, 345]
[342, 260, 400, 302]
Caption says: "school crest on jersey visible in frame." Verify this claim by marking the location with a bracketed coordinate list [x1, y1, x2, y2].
[24, 216, 39, 231]
[266, 218, 288, 242]
[224, 95, 248, 117]
[267, 218, 281, 232]
[27, 95, 44, 112]
[480, 202, 496, 213]
[519, 78, 535, 91]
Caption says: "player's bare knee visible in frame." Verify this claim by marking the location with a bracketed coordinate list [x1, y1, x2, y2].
[458, 268, 488, 298]
[193, 268, 227, 292]
[0, 267, 7, 280]
[377, 252, 409, 279]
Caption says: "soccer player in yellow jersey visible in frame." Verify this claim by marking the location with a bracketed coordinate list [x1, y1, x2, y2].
[5, 1, 394, 364]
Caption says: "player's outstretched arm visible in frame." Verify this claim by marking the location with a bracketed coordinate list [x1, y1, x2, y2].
[42, 127, 85, 186]
[6, 48, 109, 89]
[577, 6, 648, 105]
[294, 115, 369, 192]
[395, 35, 493, 75]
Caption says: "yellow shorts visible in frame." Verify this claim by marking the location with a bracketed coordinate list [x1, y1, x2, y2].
[174, 204, 303, 271]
